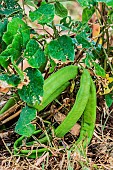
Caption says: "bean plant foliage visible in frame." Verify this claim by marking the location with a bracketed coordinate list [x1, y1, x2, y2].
[0, 0, 113, 154]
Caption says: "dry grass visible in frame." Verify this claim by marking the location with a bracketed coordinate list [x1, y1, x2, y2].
[0, 119, 113, 170]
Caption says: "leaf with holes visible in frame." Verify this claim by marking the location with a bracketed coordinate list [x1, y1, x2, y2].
[45, 35, 74, 62]
[15, 106, 36, 136]
[24, 39, 46, 68]
[18, 68, 44, 105]
[0, 0, 22, 17]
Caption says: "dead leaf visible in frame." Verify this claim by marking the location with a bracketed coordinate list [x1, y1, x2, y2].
[70, 123, 81, 136]
[0, 80, 12, 93]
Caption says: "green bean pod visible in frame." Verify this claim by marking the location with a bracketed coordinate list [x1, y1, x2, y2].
[76, 78, 96, 147]
[55, 69, 91, 138]
[33, 65, 78, 111]
[34, 81, 70, 111]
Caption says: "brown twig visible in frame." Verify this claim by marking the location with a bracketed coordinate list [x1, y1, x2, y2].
[0, 101, 23, 122]
[0, 110, 21, 125]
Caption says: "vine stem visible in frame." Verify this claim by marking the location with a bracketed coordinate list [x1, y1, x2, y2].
[102, 47, 113, 73]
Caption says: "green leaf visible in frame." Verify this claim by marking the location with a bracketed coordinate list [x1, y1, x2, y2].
[29, 4, 55, 24]
[15, 106, 36, 136]
[24, 0, 37, 7]
[1, 44, 20, 59]
[0, 56, 10, 68]
[46, 35, 74, 62]
[77, 0, 96, 7]
[18, 68, 44, 105]
[76, 33, 91, 48]
[96, 0, 113, 7]
[0, 18, 30, 68]
[0, 33, 22, 68]
[0, 0, 22, 17]
[93, 63, 106, 77]
[82, 7, 95, 24]
[0, 74, 21, 87]
[49, 58, 57, 73]
[105, 93, 113, 107]
[11, 58, 24, 81]
[11, 33, 22, 52]
[60, 16, 73, 31]
[83, 52, 93, 67]
[3, 18, 30, 47]
[0, 19, 8, 37]
[24, 39, 46, 68]
[55, 2, 68, 18]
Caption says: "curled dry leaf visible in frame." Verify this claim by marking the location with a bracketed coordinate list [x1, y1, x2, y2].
[0, 80, 12, 93]
[54, 112, 81, 137]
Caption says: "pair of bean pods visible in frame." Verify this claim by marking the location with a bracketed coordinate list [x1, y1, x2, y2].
[13, 65, 96, 158]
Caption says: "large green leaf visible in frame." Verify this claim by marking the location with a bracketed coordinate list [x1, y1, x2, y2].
[55, 2, 68, 18]
[3, 18, 30, 47]
[18, 68, 44, 105]
[24, 39, 46, 68]
[82, 7, 95, 24]
[0, 18, 30, 68]
[29, 4, 55, 24]
[46, 35, 75, 62]
[15, 106, 36, 136]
